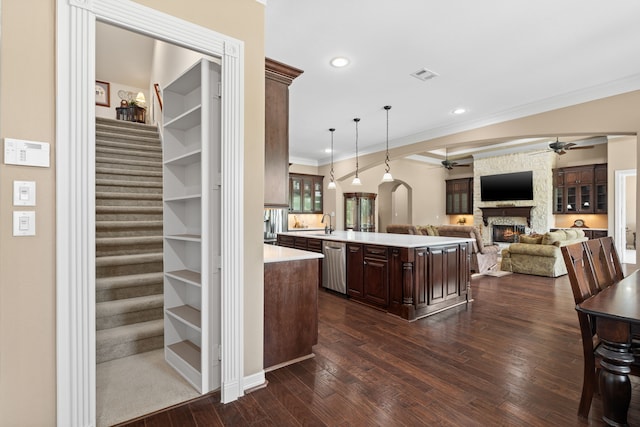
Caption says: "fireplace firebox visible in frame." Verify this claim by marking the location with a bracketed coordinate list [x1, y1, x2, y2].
[493, 224, 525, 243]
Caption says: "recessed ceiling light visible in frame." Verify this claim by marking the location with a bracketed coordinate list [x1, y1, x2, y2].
[324, 148, 333, 153]
[330, 57, 350, 68]
[452, 108, 467, 115]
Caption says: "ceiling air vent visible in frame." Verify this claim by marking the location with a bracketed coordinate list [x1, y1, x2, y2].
[410, 68, 439, 82]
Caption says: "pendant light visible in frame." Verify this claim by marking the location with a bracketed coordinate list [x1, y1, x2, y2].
[352, 118, 362, 186]
[327, 128, 337, 190]
[381, 105, 393, 182]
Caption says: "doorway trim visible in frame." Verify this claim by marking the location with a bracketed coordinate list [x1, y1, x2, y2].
[56, 1, 245, 425]
[615, 169, 637, 263]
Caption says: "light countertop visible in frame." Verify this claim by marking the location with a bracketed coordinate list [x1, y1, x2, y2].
[277, 230, 474, 248]
[264, 244, 324, 264]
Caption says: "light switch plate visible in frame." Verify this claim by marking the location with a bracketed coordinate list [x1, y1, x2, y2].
[13, 181, 36, 206]
[13, 211, 36, 236]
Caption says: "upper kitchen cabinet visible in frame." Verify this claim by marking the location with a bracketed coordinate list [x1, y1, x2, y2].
[264, 58, 303, 207]
[289, 173, 324, 213]
[552, 163, 607, 214]
[445, 178, 473, 215]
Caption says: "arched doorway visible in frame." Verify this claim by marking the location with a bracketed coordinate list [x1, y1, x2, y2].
[378, 180, 412, 233]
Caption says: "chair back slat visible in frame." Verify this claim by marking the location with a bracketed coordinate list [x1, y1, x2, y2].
[583, 239, 615, 291]
[561, 242, 598, 305]
[600, 236, 625, 282]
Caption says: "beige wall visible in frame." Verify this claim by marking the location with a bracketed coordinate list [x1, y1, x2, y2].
[0, 0, 264, 425]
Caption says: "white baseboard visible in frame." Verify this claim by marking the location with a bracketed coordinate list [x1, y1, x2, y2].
[243, 370, 266, 393]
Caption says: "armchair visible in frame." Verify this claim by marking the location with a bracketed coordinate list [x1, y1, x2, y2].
[437, 225, 499, 274]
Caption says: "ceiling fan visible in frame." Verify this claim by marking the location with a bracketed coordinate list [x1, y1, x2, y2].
[547, 137, 595, 155]
[441, 150, 470, 170]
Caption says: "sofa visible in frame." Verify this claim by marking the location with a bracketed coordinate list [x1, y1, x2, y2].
[500, 229, 588, 277]
[436, 225, 500, 275]
[386, 224, 419, 235]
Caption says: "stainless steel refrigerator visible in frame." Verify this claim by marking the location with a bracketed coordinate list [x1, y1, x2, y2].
[264, 208, 287, 244]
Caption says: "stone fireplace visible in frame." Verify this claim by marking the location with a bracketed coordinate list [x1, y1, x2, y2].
[472, 151, 557, 243]
[493, 224, 526, 243]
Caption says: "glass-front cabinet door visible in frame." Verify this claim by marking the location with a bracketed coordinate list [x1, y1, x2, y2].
[344, 192, 377, 232]
[313, 179, 323, 212]
[289, 173, 324, 213]
[579, 184, 593, 213]
[302, 178, 313, 212]
[290, 176, 302, 212]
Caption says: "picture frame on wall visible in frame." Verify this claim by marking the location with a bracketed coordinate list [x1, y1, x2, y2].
[95, 80, 110, 107]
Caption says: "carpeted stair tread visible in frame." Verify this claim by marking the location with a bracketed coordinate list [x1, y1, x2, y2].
[97, 319, 164, 344]
[97, 117, 158, 130]
[96, 252, 163, 267]
[97, 294, 163, 316]
[97, 132, 162, 147]
[96, 178, 163, 189]
[96, 156, 162, 169]
[96, 220, 163, 230]
[97, 236, 163, 247]
[97, 272, 164, 291]
[96, 146, 163, 161]
[96, 191, 162, 200]
[96, 205, 163, 214]
[96, 167, 163, 178]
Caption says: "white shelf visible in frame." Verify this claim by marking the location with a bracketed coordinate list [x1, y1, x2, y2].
[164, 149, 201, 166]
[165, 234, 201, 242]
[166, 305, 202, 331]
[165, 269, 201, 287]
[164, 105, 202, 131]
[164, 194, 202, 203]
[165, 341, 202, 393]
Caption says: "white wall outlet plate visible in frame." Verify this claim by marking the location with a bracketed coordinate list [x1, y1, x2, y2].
[13, 211, 36, 236]
[13, 181, 36, 206]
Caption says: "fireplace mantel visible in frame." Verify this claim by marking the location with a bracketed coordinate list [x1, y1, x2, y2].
[479, 206, 534, 227]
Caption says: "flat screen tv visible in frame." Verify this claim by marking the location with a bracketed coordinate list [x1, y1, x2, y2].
[480, 171, 533, 202]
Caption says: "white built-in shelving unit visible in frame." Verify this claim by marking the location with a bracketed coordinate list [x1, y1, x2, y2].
[163, 59, 221, 393]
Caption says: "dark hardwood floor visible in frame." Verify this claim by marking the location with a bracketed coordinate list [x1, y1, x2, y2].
[117, 270, 640, 426]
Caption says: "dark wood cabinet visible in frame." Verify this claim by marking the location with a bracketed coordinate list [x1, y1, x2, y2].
[278, 234, 471, 321]
[363, 245, 389, 307]
[264, 58, 303, 207]
[346, 243, 364, 298]
[552, 163, 607, 214]
[445, 177, 473, 215]
[289, 173, 323, 213]
[594, 164, 607, 214]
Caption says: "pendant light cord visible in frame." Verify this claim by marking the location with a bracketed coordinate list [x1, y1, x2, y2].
[384, 105, 391, 173]
[354, 118, 360, 178]
[329, 128, 335, 182]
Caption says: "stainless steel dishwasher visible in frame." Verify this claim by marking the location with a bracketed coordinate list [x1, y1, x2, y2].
[322, 240, 346, 294]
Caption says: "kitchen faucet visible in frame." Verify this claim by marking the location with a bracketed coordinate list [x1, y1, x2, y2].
[321, 213, 333, 234]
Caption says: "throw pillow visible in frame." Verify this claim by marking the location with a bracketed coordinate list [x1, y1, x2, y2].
[520, 234, 543, 244]
[542, 230, 566, 246]
[564, 229, 578, 240]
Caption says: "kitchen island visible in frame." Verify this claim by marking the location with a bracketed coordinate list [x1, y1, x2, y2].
[277, 231, 474, 321]
[263, 244, 323, 370]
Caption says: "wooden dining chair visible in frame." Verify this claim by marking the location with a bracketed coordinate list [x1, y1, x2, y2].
[562, 240, 640, 418]
[600, 236, 625, 282]
[561, 242, 601, 418]
[583, 239, 616, 292]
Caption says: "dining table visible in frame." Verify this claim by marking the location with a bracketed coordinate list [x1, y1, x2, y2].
[577, 268, 640, 427]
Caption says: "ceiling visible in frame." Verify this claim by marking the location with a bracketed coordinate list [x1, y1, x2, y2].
[265, 1, 640, 165]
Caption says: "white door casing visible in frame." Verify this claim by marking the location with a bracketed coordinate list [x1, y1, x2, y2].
[56, 1, 246, 425]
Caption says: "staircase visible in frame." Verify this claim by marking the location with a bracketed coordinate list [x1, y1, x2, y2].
[95, 117, 164, 364]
